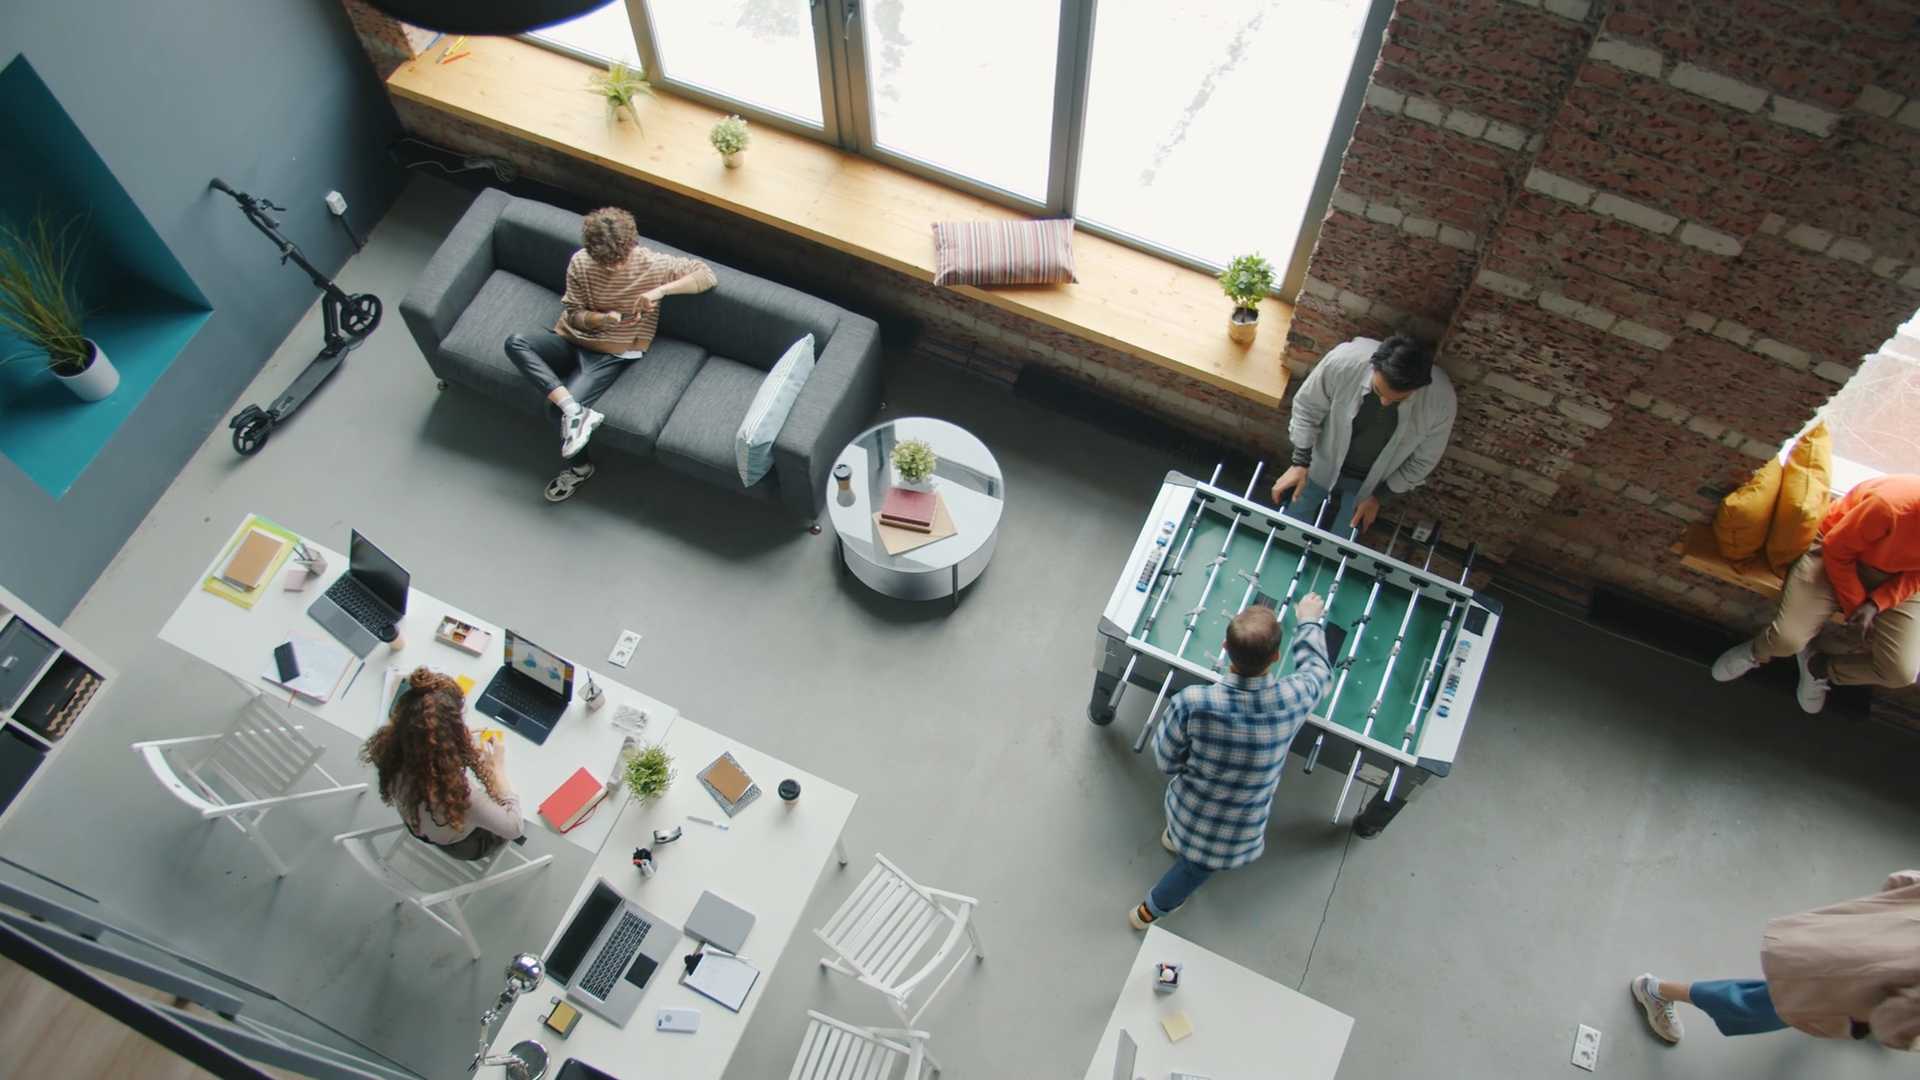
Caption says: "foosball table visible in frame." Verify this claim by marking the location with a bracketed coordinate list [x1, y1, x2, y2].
[1090, 468, 1502, 836]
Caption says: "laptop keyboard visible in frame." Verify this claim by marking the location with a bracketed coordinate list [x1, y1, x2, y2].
[580, 912, 651, 999]
[490, 675, 551, 717]
[325, 575, 392, 628]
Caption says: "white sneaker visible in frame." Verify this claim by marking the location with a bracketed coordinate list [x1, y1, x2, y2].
[1712, 640, 1760, 682]
[1794, 648, 1831, 713]
[1631, 974, 1683, 1045]
[1161, 829, 1177, 854]
[560, 408, 604, 459]
[544, 462, 596, 503]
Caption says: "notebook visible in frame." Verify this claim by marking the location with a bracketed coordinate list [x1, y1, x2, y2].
[697, 752, 761, 817]
[261, 636, 355, 703]
[540, 768, 610, 833]
[220, 528, 287, 591]
[874, 497, 957, 556]
[879, 488, 938, 530]
[681, 947, 759, 1012]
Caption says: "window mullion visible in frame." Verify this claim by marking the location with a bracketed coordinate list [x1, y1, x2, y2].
[826, 0, 876, 154]
[626, 0, 665, 88]
[805, 0, 845, 145]
[1279, 0, 1393, 298]
[1047, 0, 1097, 219]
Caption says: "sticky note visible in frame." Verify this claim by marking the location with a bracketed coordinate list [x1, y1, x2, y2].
[1161, 1010, 1193, 1043]
[456, 674, 476, 695]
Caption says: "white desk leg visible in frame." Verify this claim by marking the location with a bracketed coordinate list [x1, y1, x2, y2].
[834, 834, 849, 868]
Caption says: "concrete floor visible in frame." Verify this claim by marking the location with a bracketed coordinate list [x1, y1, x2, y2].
[8, 176, 1918, 1079]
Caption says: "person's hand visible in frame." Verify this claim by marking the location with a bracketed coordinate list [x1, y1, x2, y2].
[1271, 465, 1310, 506]
[1295, 591, 1326, 623]
[602, 310, 623, 324]
[1847, 601, 1878, 635]
[478, 732, 507, 768]
[637, 290, 662, 314]
[1351, 495, 1381, 532]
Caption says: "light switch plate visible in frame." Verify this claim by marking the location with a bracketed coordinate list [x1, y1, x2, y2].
[608, 629, 641, 667]
[1571, 1023, 1601, 1071]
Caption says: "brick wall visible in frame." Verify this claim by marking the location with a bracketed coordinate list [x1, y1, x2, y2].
[341, 1, 434, 78]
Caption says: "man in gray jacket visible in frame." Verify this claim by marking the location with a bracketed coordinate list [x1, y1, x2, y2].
[1270, 335, 1456, 533]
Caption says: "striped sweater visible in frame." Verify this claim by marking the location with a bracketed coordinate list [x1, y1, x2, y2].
[553, 245, 712, 355]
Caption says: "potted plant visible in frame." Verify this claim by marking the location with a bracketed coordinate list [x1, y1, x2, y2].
[622, 743, 674, 802]
[588, 61, 653, 129]
[1218, 253, 1275, 345]
[891, 438, 938, 490]
[710, 115, 750, 169]
[0, 214, 116, 401]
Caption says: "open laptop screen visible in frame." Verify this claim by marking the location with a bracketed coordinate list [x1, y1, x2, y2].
[547, 881, 622, 983]
[506, 630, 574, 698]
[348, 531, 410, 614]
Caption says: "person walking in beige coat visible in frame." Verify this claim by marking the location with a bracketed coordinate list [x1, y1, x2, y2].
[1630, 870, 1920, 1050]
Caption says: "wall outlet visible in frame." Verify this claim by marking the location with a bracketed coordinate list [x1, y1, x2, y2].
[608, 629, 642, 668]
[324, 190, 348, 216]
[1571, 1023, 1601, 1071]
[1411, 519, 1435, 543]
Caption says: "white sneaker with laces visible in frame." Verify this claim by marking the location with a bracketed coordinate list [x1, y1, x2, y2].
[1794, 647, 1831, 713]
[544, 462, 596, 503]
[1712, 640, 1760, 682]
[561, 408, 605, 459]
[1631, 974, 1683, 1045]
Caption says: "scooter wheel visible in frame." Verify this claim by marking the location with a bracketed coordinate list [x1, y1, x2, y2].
[232, 414, 272, 456]
[342, 293, 382, 338]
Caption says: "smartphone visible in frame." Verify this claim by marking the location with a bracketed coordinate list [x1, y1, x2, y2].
[273, 642, 300, 683]
[656, 1007, 701, 1033]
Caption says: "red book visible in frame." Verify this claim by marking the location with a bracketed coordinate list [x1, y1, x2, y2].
[539, 768, 610, 833]
[880, 487, 938, 529]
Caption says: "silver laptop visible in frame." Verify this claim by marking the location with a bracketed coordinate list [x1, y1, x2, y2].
[684, 891, 755, 954]
[544, 878, 682, 1028]
[1114, 1029, 1139, 1080]
[306, 530, 409, 658]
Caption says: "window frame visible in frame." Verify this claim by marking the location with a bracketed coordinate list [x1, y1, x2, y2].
[522, 0, 1391, 298]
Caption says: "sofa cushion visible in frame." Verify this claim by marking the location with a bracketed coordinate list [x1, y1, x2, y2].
[494, 199, 583, 292]
[585, 337, 708, 456]
[659, 267, 844, 372]
[736, 335, 815, 486]
[440, 270, 566, 415]
[657, 356, 778, 498]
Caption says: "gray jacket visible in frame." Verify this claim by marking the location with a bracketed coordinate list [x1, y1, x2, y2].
[1287, 337, 1456, 500]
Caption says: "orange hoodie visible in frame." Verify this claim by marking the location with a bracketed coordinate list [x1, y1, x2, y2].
[1820, 474, 1920, 615]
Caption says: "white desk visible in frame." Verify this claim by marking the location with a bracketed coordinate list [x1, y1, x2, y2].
[1083, 926, 1352, 1080]
[159, 516, 680, 854]
[490, 716, 856, 1078]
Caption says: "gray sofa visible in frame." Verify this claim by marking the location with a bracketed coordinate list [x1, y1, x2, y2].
[400, 188, 882, 518]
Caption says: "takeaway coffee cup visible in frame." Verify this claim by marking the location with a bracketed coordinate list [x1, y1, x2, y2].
[777, 779, 801, 807]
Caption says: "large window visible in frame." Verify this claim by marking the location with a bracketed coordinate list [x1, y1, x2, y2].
[524, 0, 1386, 289]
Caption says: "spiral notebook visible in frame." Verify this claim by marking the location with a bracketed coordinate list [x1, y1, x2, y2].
[681, 946, 759, 1012]
[697, 752, 761, 817]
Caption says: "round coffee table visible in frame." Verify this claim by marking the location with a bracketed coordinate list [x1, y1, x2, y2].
[825, 417, 1004, 607]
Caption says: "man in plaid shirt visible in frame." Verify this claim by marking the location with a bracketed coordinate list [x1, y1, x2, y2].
[1130, 592, 1332, 929]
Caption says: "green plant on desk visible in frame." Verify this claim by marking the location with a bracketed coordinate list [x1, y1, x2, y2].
[891, 438, 938, 485]
[588, 61, 653, 129]
[624, 744, 674, 801]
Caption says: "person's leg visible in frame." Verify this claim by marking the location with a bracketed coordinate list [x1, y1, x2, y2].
[1749, 548, 1838, 662]
[1826, 593, 1920, 688]
[1145, 858, 1215, 917]
[1631, 973, 1686, 1043]
[556, 350, 631, 460]
[1683, 979, 1789, 1036]
[503, 333, 579, 404]
[1280, 479, 1334, 527]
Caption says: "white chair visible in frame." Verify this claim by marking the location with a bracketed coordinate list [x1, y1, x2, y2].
[788, 1010, 940, 1080]
[334, 822, 551, 959]
[815, 854, 983, 1026]
[133, 691, 367, 876]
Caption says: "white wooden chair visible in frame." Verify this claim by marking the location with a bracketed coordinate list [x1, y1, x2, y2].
[334, 822, 551, 959]
[132, 691, 367, 876]
[815, 854, 983, 1026]
[788, 1010, 940, 1080]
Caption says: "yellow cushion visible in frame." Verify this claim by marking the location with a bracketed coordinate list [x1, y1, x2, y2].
[1766, 421, 1833, 572]
[1713, 457, 1782, 561]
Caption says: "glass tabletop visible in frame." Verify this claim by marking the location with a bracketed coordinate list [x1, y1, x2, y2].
[825, 417, 1005, 574]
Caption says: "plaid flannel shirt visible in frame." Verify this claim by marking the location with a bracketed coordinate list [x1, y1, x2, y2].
[1155, 620, 1332, 870]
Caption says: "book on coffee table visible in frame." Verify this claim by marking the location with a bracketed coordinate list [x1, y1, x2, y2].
[874, 497, 958, 555]
[879, 487, 938, 532]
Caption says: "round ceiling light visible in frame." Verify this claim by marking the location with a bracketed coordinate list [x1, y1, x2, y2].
[362, 0, 615, 36]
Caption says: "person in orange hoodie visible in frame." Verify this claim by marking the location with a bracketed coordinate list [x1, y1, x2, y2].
[1714, 474, 1920, 712]
[1629, 870, 1920, 1051]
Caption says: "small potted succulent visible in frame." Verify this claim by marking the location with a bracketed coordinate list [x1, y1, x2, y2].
[622, 743, 674, 802]
[710, 115, 750, 169]
[588, 61, 653, 129]
[0, 213, 116, 402]
[1218, 253, 1275, 345]
[891, 437, 938, 490]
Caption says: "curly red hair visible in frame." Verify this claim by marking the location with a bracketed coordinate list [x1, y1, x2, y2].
[359, 667, 506, 833]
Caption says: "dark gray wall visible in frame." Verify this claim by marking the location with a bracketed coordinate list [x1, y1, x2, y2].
[0, 0, 401, 619]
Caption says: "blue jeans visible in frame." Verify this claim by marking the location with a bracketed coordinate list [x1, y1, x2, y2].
[1147, 857, 1215, 918]
[1280, 478, 1360, 537]
[1690, 980, 1788, 1036]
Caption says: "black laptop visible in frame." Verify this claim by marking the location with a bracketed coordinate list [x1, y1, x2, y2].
[306, 531, 409, 658]
[474, 629, 573, 745]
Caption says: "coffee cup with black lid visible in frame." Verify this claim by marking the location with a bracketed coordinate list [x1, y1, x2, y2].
[777, 779, 801, 807]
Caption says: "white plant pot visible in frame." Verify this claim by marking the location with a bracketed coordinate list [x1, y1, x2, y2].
[54, 339, 118, 402]
[894, 471, 934, 492]
[722, 150, 743, 169]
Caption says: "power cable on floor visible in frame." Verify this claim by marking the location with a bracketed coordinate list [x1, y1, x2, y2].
[1296, 825, 1356, 991]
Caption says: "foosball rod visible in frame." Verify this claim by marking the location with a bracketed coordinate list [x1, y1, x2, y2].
[1299, 523, 1400, 760]
[1332, 539, 1433, 823]
[1107, 464, 1224, 717]
[1298, 521, 1367, 774]
[1215, 523, 1279, 672]
[1132, 463, 1265, 753]
[1278, 495, 1333, 614]
[1380, 544, 1478, 806]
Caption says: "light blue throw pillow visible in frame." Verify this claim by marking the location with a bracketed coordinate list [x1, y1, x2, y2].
[736, 334, 816, 486]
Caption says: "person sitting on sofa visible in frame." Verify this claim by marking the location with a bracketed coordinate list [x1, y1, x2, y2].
[503, 206, 717, 503]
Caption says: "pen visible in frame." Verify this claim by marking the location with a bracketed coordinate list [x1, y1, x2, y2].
[341, 659, 365, 699]
[688, 815, 729, 831]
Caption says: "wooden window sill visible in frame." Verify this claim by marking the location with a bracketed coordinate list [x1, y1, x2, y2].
[386, 37, 1292, 408]
[1673, 524, 1785, 599]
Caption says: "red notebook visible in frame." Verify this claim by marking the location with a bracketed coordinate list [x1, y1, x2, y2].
[539, 768, 610, 834]
[880, 487, 938, 530]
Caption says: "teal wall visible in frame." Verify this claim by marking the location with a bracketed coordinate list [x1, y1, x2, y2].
[0, 0, 401, 618]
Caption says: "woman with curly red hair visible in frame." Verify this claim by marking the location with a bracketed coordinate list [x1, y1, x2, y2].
[360, 667, 524, 860]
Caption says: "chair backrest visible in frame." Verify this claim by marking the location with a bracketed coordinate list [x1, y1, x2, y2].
[816, 857, 947, 989]
[789, 1011, 919, 1080]
[337, 829, 434, 904]
[338, 824, 502, 905]
[201, 696, 324, 802]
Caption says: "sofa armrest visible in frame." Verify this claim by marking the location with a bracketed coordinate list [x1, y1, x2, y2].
[772, 315, 885, 519]
[400, 188, 510, 359]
